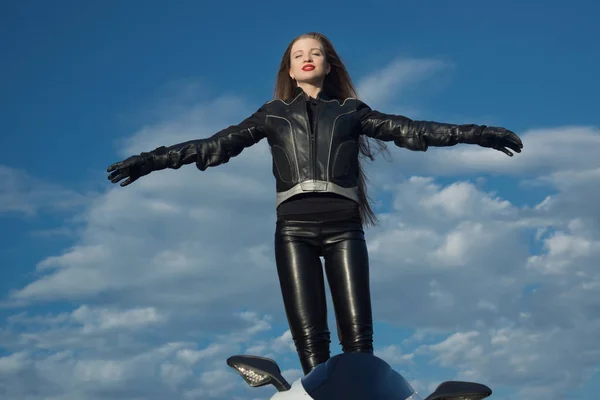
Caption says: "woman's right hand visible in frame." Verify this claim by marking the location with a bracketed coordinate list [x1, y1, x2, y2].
[107, 152, 155, 187]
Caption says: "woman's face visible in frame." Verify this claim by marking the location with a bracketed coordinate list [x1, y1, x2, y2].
[289, 37, 330, 84]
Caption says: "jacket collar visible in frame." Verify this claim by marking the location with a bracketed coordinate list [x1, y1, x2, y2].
[292, 86, 334, 102]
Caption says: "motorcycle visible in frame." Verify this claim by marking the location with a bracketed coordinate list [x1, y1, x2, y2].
[227, 352, 492, 399]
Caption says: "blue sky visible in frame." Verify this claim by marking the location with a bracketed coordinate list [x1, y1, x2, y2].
[1, 1, 599, 399]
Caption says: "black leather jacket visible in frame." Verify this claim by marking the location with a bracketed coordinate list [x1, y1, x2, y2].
[152, 87, 492, 207]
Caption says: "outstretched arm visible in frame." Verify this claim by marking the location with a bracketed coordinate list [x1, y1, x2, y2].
[357, 102, 523, 157]
[107, 104, 268, 187]
[163, 106, 267, 171]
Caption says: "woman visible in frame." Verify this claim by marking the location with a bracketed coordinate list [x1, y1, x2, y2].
[107, 32, 523, 375]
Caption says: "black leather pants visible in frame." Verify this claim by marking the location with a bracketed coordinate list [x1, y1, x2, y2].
[274, 218, 374, 375]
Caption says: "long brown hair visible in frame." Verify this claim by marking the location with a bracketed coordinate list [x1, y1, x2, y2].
[273, 32, 391, 228]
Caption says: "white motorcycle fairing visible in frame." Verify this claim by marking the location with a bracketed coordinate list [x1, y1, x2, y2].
[270, 378, 311, 399]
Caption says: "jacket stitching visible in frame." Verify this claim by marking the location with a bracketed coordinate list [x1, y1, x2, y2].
[265, 92, 304, 105]
[321, 97, 356, 106]
[247, 127, 256, 142]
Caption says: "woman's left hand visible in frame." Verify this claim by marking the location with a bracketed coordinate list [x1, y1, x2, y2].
[479, 127, 524, 157]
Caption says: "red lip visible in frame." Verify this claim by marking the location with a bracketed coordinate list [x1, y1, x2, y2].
[302, 64, 315, 71]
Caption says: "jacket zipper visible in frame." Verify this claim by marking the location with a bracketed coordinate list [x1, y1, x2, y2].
[312, 101, 317, 182]
[303, 99, 317, 182]
[312, 102, 319, 181]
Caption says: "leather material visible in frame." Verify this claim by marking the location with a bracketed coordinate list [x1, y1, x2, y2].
[107, 86, 523, 192]
[274, 218, 373, 375]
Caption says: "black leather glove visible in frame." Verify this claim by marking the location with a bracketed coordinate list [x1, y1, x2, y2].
[107, 146, 169, 187]
[479, 126, 523, 157]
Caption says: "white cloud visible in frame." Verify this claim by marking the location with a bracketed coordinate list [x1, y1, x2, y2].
[374, 345, 414, 365]
[356, 58, 450, 110]
[0, 310, 285, 400]
[72, 305, 167, 332]
[527, 229, 600, 275]
[0, 165, 91, 217]
[417, 322, 600, 399]
[0, 351, 29, 374]
[270, 330, 296, 354]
